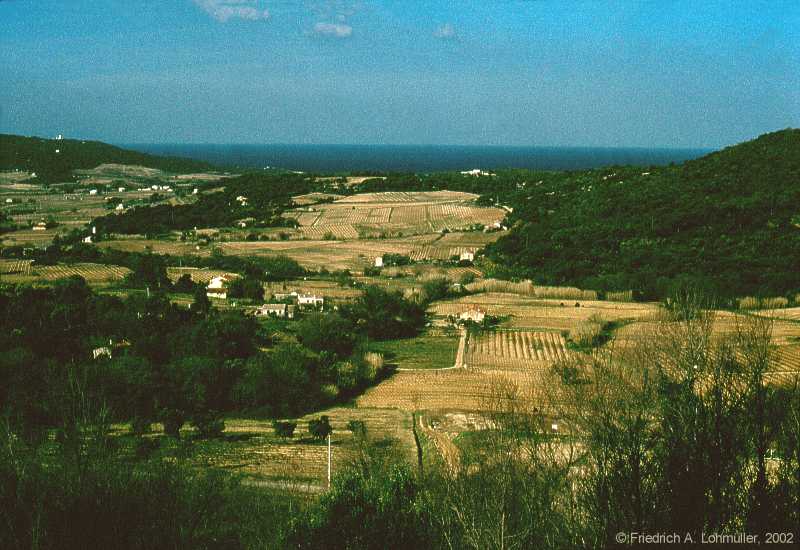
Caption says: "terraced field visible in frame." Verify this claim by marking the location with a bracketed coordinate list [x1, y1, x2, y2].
[285, 191, 505, 239]
[0, 258, 33, 275]
[431, 293, 659, 331]
[1, 262, 130, 284]
[167, 267, 238, 284]
[466, 330, 570, 369]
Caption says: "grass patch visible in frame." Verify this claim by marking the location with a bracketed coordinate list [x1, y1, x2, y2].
[370, 331, 460, 369]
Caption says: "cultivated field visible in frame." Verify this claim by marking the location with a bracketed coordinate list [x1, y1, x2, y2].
[0, 262, 130, 284]
[167, 267, 238, 284]
[285, 191, 505, 239]
[148, 407, 417, 488]
[466, 330, 570, 369]
[430, 292, 659, 330]
[0, 258, 33, 275]
[371, 330, 461, 370]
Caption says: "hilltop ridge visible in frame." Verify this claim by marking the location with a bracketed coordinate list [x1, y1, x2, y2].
[487, 128, 800, 299]
[0, 134, 218, 184]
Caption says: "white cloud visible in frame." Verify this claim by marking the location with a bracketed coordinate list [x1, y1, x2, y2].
[433, 23, 456, 40]
[193, 0, 270, 23]
[313, 21, 353, 38]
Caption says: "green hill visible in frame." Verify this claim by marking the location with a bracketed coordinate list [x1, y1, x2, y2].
[485, 129, 800, 300]
[0, 134, 217, 184]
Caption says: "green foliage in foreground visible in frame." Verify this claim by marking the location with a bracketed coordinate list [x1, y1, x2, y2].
[0, 426, 297, 550]
[0, 278, 412, 439]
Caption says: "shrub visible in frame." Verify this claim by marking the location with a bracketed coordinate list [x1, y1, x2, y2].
[192, 411, 225, 438]
[273, 420, 297, 439]
[162, 409, 186, 438]
[130, 416, 152, 436]
[347, 420, 367, 439]
[308, 415, 332, 441]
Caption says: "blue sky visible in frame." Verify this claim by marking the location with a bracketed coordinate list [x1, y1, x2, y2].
[1, 0, 798, 148]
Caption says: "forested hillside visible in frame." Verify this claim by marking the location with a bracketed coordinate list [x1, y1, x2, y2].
[486, 129, 800, 299]
[0, 134, 217, 183]
[92, 172, 312, 234]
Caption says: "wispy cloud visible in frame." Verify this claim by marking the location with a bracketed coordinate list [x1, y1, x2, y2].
[313, 21, 353, 38]
[433, 23, 456, 40]
[193, 0, 270, 23]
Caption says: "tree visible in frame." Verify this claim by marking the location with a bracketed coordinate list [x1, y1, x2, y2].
[228, 277, 264, 301]
[273, 420, 297, 439]
[341, 285, 425, 340]
[421, 277, 450, 303]
[192, 285, 211, 315]
[308, 415, 332, 441]
[296, 312, 356, 359]
[173, 273, 197, 294]
[126, 254, 170, 289]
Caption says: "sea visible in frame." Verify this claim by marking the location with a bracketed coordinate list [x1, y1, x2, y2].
[123, 143, 710, 173]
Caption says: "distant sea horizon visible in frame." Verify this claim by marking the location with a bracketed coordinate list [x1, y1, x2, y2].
[122, 143, 711, 173]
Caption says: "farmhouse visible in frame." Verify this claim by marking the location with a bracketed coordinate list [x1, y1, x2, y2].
[271, 291, 324, 310]
[484, 220, 508, 232]
[206, 275, 232, 299]
[297, 293, 324, 309]
[92, 346, 112, 360]
[459, 251, 474, 262]
[32, 221, 47, 231]
[460, 168, 494, 177]
[115, 203, 125, 211]
[374, 256, 384, 267]
[254, 303, 295, 319]
[459, 308, 486, 323]
[83, 236, 93, 243]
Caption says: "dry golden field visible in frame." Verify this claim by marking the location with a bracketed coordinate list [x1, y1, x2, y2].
[466, 330, 571, 369]
[166, 267, 239, 284]
[430, 292, 659, 330]
[284, 190, 505, 239]
[149, 407, 417, 487]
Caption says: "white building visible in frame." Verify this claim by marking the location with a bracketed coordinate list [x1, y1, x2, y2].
[297, 293, 324, 309]
[374, 256, 384, 267]
[254, 303, 295, 319]
[459, 251, 475, 262]
[459, 308, 485, 323]
[460, 168, 494, 177]
[118, 187, 126, 192]
[89, 189, 98, 196]
[92, 346, 112, 360]
[206, 275, 232, 299]
[32, 221, 47, 231]
[83, 236, 93, 243]
[115, 203, 125, 211]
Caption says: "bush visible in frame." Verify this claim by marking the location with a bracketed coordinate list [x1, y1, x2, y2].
[162, 409, 186, 438]
[192, 411, 225, 438]
[130, 415, 152, 436]
[347, 420, 367, 439]
[308, 415, 332, 441]
[273, 420, 297, 439]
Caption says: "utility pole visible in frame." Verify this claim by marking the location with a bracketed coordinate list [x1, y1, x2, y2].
[327, 433, 332, 489]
